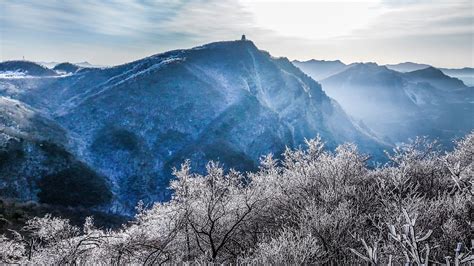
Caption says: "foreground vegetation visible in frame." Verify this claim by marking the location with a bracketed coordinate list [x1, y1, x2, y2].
[1, 133, 473, 264]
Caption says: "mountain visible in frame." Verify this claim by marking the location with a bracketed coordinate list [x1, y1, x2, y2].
[75, 61, 102, 68]
[0, 61, 58, 78]
[293, 59, 471, 90]
[440, 67, 474, 76]
[0, 97, 111, 206]
[292, 59, 348, 80]
[385, 62, 431, 72]
[38, 61, 104, 69]
[53, 62, 84, 74]
[439, 67, 474, 86]
[385, 62, 474, 86]
[37, 61, 61, 69]
[0, 40, 383, 214]
[402, 66, 466, 91]
[320, 63, 473, 145]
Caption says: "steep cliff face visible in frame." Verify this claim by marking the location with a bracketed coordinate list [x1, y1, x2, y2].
[1, 40, 382, 214]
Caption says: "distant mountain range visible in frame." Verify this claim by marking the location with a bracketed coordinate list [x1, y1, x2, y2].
[383, 62, 474, 86]
[37, 61, 104, 69]
[0, 60, 58, 77]
[53, 62, 86, 74]
[0, 41, 383, 214]
[0, 61, 94, 78]
[317, 63, 473, 145]
[296, 60, 474, 86]
[292, 59, 348, 80]
[436, 68, 474, 87]
[384, 62, 431, 72]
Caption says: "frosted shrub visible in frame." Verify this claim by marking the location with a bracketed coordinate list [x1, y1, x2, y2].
[387, 209, 433, 265]
[298, 200, 358, 263]
[381, 136, 451, 198]
[169, 160, 268, 262]
[24, 214, 79, 244]
[242, 227, 321, 264]
[109, 202, 184, 264]
[444, 132, 473, 193]
[0, 132, 472, 264]
[0, 235, 24, 263]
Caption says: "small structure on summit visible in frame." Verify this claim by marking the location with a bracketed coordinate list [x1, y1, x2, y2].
[241, 34, 246, 41]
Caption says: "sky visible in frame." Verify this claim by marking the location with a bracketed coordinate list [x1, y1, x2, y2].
[0, 0, 473, 68]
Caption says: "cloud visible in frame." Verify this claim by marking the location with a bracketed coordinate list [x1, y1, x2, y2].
[2, 1, 179, 37]
[0, 0, 268, 64]
[349, 0, 474, 39]
[0, 0, 472, 67]
[240, 1, 384, 39]
[1, 0, 269, 48]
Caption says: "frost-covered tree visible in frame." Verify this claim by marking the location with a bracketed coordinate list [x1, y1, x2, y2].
[0, 132, 472, 264]
[170, 161, 268, 262]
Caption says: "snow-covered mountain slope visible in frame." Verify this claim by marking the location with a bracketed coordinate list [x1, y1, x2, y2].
[320, 63, 473, 145]
[292, 59, 348, 81]
[0, 40, 384, 214]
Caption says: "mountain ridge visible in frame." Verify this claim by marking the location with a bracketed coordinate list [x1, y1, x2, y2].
[292, 59, 348, 80]
[0, 61, 58, 77]
[0, 40, 384, 214]
[294, 59, 474, 86]
[318, 62, 473, 145]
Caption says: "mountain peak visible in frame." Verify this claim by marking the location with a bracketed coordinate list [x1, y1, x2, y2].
[342, 62, 392, 74]
[403, 66, 467, 90]
[407, 66, 448, 78]
[322, 61, 400, 85]
[352, 62, 380, 67]
[385, 62, 431, 72]
[292, 59, 348, 80]
[192, 39, 260, 54]
[294, 59, 345, 65]
[53, 62, 83, 73]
